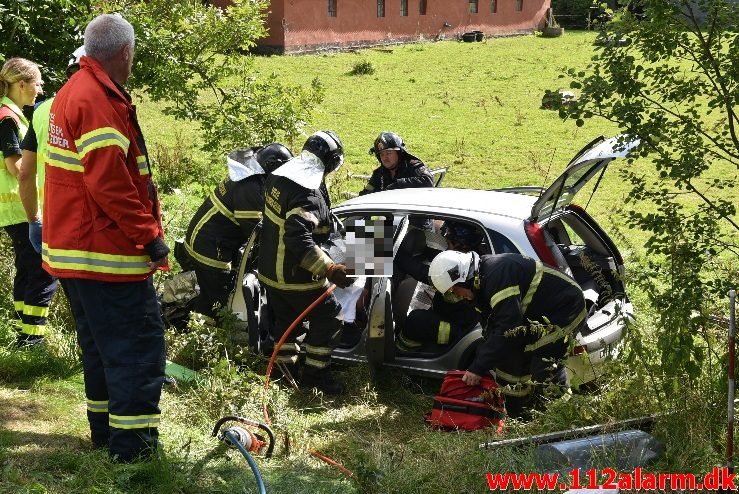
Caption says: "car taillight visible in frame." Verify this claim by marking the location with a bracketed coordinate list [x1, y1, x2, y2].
[571, 345, 587, 356]
[524, 220, 559, 268]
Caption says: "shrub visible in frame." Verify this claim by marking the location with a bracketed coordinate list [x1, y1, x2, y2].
[349, 60, 376, 76]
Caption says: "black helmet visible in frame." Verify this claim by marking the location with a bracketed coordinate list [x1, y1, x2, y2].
[255, 143, 293, 174]
[442, 221, 483, 251]
[303, 130, 344, 174]
[369, 131, 406, 162]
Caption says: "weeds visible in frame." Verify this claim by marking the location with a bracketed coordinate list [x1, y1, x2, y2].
[349, 60, 375, 76]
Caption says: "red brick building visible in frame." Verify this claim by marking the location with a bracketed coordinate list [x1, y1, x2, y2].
[237, 0, 550, 54]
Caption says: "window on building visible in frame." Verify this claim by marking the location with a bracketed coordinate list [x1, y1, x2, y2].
[419, 0, 427, 14]
[469, 0, 479, 13]
[401, 0, 408, 16]
[377, 0, 385, 17]
[516, 0, 523, 10]
[328, 0, 337, 17]
[490, 0, 497, 13]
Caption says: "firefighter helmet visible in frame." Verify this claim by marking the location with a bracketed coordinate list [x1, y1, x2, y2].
[428, 250, 479, 294]
[255, 143, 293, 174]
[442, 221, 483, 252]
[369, 131, 406, 160]
[303, 130, 344, 174]
[66, 46, 86, 76]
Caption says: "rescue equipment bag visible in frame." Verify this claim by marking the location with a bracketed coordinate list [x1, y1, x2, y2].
[425, 370, 505, 432]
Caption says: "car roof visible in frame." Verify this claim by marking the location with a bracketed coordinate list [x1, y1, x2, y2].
[335, 187, 537, 220]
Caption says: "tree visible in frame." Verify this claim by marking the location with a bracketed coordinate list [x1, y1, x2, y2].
[557, 0, 739, 386]
[115, 0, 324, 154]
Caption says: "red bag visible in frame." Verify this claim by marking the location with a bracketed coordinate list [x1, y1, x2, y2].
[425, 370, 505, 432]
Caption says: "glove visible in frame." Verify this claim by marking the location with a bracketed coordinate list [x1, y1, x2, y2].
[28, 219, 43, 254]
[325, 263, 351, 288]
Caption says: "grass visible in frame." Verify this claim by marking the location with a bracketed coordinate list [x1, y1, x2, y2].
[0, 31, 733, 493]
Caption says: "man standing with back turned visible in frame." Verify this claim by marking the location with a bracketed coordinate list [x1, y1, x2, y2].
[42, 13, 169, 461]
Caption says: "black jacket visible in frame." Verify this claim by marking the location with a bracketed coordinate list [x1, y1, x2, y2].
[184, 175, 264, 271]
[359, 153, 433, 195]
[258, 175, 332, 291]
[468, 254, 585, 376]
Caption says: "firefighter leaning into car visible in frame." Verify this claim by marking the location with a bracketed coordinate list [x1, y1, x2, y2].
[358, 131, 433, 195]
[428, 251, 586, 417]
[178, 144, 293, 318]
[257, 130, 352, 395]
[398, 221, 483, 350]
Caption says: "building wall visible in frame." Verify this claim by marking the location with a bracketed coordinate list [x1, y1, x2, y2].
[259, 0, 550, 53]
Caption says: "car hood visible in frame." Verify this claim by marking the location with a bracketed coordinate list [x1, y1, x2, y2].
[530, 135, 641, 220]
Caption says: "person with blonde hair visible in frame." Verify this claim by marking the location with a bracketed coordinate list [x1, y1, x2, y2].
[0, 57, 58, 346]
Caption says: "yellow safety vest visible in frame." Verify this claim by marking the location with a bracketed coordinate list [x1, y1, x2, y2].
[0, 96, 29, 227]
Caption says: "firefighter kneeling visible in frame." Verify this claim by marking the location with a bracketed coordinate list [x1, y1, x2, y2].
[257, 131, 351, 395]
[428, 251, 586, 417]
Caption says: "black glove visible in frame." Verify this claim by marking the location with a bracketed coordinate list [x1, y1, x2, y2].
[326, 263, 351, 288]
[144, 237, 170, 262]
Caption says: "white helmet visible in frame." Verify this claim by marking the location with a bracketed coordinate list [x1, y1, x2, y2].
[428, 250, 479, 294]
[69, 46, 86, 67]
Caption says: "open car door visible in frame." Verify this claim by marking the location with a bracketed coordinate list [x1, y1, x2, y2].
[530, 135, 641, 221]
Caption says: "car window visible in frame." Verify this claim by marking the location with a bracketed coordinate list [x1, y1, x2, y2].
[486, 228, 520, 254]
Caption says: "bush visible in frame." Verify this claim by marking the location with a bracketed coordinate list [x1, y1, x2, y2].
[349, 60, 376, 76]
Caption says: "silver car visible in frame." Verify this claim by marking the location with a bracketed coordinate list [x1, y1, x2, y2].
[229, 135, 637, 386]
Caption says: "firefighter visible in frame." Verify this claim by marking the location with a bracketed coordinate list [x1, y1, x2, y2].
[179, 144, 293, 318]
[358, 131, 433, 195]
[428, 251, 586, 416]
[399, 221, 483, 350]
[43, 14, 168, 460]
[258, 130, 351, 395]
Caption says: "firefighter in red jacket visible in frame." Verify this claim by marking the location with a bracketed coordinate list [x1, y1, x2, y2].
[42, 14, 168, 461]
[428, 251, 586, 416]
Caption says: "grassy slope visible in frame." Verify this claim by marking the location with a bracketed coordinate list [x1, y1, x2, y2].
[0, 32, 730, 493]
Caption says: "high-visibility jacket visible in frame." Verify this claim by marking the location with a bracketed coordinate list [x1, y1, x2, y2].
[468, 253, 586, 377]
[31, 97, 53, 213]
[257, 176, 332, 291]
[42, 57, 165, 282]
[0, 96, 29, 227]
[184, 174, 264, 271]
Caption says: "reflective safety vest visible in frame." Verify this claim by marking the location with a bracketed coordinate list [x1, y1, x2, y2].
[42, 57, 165, 282]
[0, 96, 29, 227]
[32, 97, 53, 214]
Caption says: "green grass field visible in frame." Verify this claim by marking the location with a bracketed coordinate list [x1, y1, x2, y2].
[0, 31, 730, 493]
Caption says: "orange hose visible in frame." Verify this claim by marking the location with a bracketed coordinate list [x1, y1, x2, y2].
[262, 283, 337, 424]
[309, 449, 356, 479]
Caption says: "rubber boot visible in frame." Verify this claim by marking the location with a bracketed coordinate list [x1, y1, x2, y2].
[300, 366, 345, 395]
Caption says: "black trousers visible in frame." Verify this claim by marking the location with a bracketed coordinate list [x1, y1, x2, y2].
[62, 277, 166, 461]
[266, 286, 342, 370]
[193, 263, 233, 319]
[3, 222, 58, 336]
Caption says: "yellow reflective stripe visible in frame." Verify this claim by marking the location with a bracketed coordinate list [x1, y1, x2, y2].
[499, 384, 533, 397]
[233, 210, 262, 219]
[542, 264, 581, 289]
[75, 127, 129, 159]
[305, 344, 333, 356]
[14, 300, 24, 312]
[494, 368, 532, 383]
[263, 205, 287, 284]
[183, 241, 230, 270]
[437, 320, 451, 345]
[524, 308, 586, 352]
[489, 286, 521, 311]
[276, 354, 299, 364]
[87, 399, 109, 413]
[46, 146, 83, 173]
[209, 192, 239, 226]
[521, 261, 543, 313]
[257, 272, 328, 291]
[0, 193, 21, 203]
[136, 155, 149, 175]
[109, 413, 160, 429]
[286, 207, 318, 226]
[20, 323, 46, 336]
[304, 357, 330, 369]
[42, 244, 151, 275]
[23, 304, 49, 317]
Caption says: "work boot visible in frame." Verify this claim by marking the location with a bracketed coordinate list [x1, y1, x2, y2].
[15, 333, 45, 348]
[300, 366, 345, 395]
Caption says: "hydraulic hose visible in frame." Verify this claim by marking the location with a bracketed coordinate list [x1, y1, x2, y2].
[223, 429, 267, 494]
